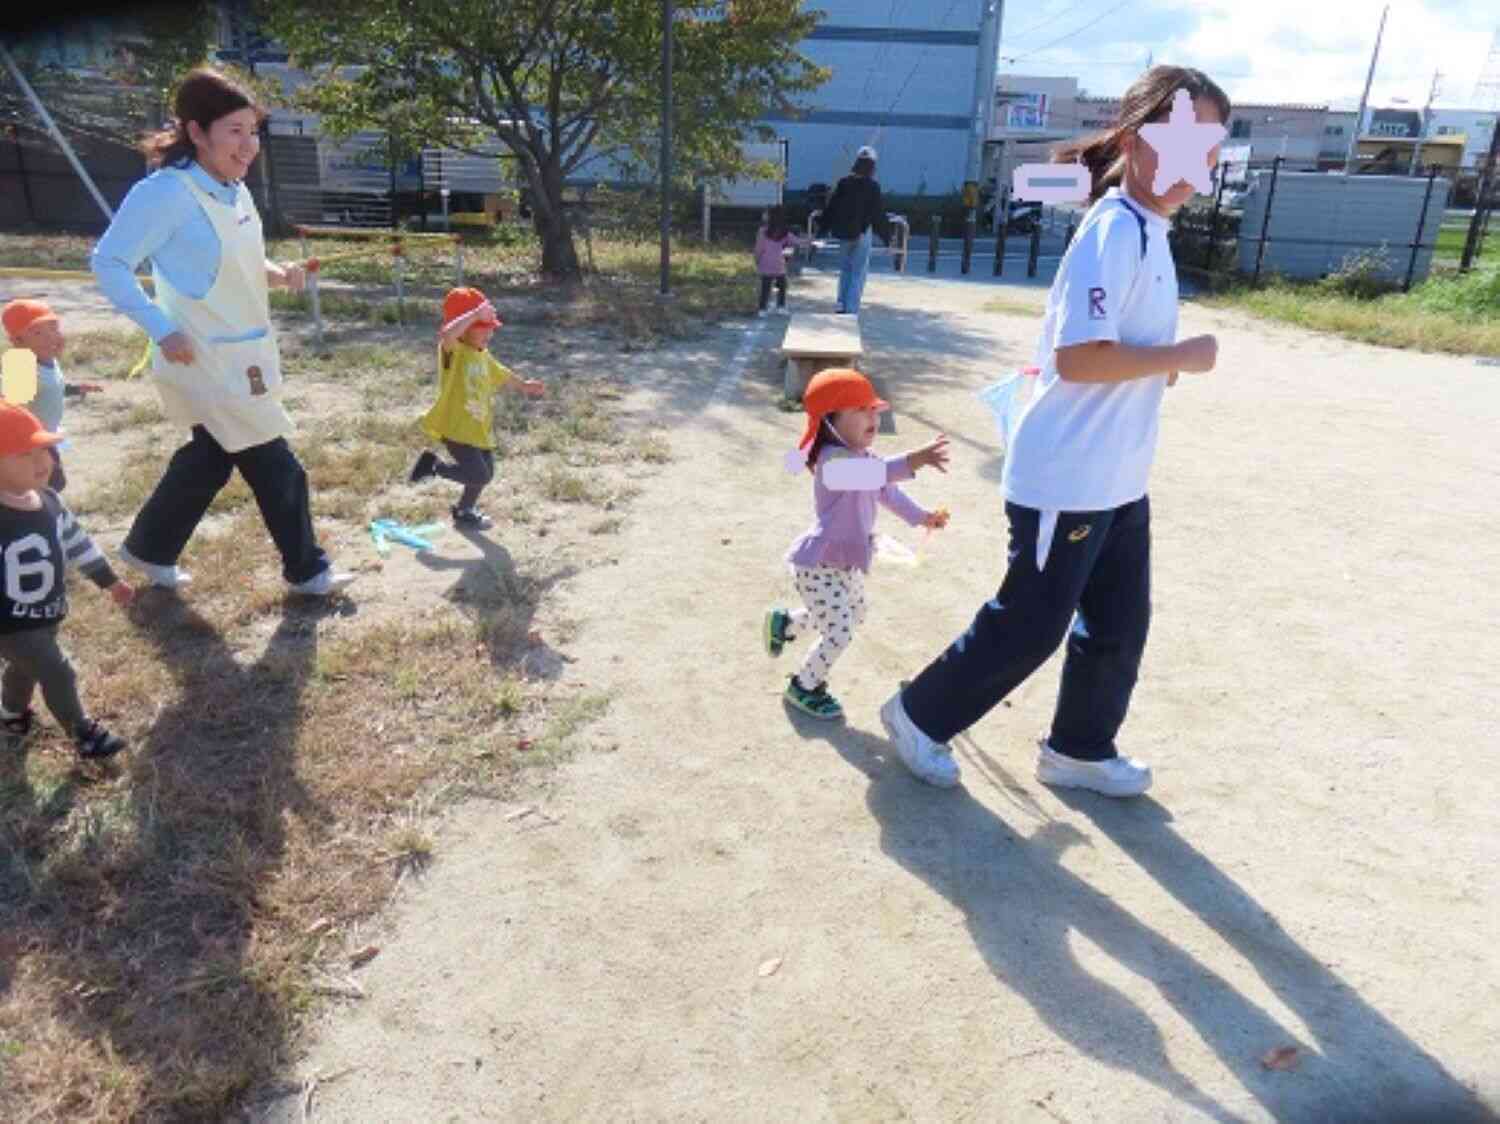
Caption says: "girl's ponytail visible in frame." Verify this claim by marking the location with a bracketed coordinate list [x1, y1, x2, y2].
[1053, 65, 1231, 204]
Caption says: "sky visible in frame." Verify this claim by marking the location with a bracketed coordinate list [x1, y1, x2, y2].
[997, 0, 1498, 110]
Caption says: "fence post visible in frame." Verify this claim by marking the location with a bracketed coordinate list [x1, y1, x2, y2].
[1026, 221, 1041, 278]
[928, 215, 940, 273]
[992, 186, 1008, 276]
[1251, 156, 1283, 288]
[306, 260, 325, 350]
[961, 213, 975, 274]
[1404, 164, 1439, 292]
[392, 241, 405, 324]
[1206, 160, 1227, 270]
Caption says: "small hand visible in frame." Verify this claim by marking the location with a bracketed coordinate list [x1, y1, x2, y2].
[158, 332, 195, 365]
[109, 581, 136, 608]
[1167, 371, 1179, 387]
[907, 433, 951, 475]
[521, 379, 545, 398]
[282, 263, 307, 293]
[923, 507, 950, 530]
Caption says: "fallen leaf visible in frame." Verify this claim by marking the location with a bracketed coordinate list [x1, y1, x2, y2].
[305, 918, 333, 937]
[1260, 1045, 1300, 1071]
[349, 945, 380, 969]
[758, 957, 783, 978]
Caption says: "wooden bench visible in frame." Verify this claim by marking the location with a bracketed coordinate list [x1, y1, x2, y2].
[779, 313, 863, 399]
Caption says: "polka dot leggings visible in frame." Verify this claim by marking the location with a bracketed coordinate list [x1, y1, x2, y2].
[790, 565, 868, 691]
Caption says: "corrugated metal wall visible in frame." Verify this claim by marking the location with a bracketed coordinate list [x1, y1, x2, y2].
[1236, 172, 1451, 282]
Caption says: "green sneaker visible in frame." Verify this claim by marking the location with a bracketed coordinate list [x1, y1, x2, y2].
[784, 675, 843, 720]
[765, 608, 794, 657]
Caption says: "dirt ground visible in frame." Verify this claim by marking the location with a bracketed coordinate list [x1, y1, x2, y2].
[12, 268, 1498, 1122]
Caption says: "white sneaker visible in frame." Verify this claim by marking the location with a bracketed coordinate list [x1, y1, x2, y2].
[880, 691, 960, 788]
[1035, 741, 1152, 797]
[756, 308, 769, 318]
[118, 546, 191, 589]
[289, 568, 357, 597]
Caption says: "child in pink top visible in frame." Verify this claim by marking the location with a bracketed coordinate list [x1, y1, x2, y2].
[753, 205, 806, 317]
[765, 369, 949, 720]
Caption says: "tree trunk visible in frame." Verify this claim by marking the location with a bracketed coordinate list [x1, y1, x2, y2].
[531, 159, 581, 280]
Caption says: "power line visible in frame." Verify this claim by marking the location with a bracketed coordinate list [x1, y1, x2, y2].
[1006, 0, 1134, 63]
[1003, 0, 1103, 45]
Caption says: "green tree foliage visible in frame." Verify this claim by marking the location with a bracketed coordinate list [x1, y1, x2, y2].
[259, 0, 827, 277]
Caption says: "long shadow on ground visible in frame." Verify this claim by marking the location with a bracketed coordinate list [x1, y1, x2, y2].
[782, 714, 1494, 1123]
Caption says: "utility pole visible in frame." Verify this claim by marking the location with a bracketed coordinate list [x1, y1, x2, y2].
[659, 0, 673, 296]
[1409, 69, 1442, 175]
[964, 0, 1003, 212]
[1344, 4, 1389, 175]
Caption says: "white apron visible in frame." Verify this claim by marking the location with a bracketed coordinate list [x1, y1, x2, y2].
[149, 169, 293, 453]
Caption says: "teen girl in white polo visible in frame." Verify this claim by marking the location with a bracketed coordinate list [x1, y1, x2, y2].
[882, 66, 1229, 793]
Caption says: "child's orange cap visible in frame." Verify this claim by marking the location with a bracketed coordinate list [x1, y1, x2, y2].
[442, 287, 501, 328]
[0, 402, 62, 457]
[2, 299, 58, 340]
[799, 368, 888, 449]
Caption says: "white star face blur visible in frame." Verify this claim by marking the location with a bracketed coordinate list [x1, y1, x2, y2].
[1127, 91, 1226, 215]
[188, 107, 261, 184]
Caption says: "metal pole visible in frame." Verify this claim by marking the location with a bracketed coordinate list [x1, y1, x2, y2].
[1206, 160, 1227, 270]
[392, 243, 405, 323]
[11, 126, 36, 222]
[306, 263, 325, 350]
[1460, 118, 1500, 271]
[993, 184, 1008, 276]
[659, 0, 673, 296]
[928, 215, 940, 273]
[1026, 220, 1040, 278]
[0, 44, 114, 221]
[1252, 156, 1283, 286]
[1344, 5, 1388, 175]
[1404, 165, 1439, 292]
[1064, 214, 1076, 250]
[961, 213, 975, 274]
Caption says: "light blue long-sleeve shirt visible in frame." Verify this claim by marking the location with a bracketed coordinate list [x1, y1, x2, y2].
[90, 161, 250, 342]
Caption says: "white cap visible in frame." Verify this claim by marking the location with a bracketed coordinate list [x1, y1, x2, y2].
[857, 145, 877, 162]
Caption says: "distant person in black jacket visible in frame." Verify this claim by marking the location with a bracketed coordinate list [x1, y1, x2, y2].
[821, 146, 891, 314]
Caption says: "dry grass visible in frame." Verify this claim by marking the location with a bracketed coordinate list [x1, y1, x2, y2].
[0, 305, 658, 1119]
[5, 231, 758, 348]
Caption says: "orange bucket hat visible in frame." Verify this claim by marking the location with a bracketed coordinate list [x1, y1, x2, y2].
[798, 368, 888, 449]
[0, 402, 63, 458]
[2, 299, 58, 341]
[441, 287, 501, 329]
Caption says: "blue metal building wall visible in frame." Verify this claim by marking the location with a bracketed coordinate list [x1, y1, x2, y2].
[770, 0, 982, 196]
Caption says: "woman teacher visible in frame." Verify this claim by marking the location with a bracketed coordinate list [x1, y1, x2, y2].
[92, 67, 353, 596]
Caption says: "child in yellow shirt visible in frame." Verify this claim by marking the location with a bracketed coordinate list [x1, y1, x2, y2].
[409, 287, 544, 529]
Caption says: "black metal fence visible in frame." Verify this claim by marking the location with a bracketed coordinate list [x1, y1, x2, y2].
[1172, 157, 1496, 291]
